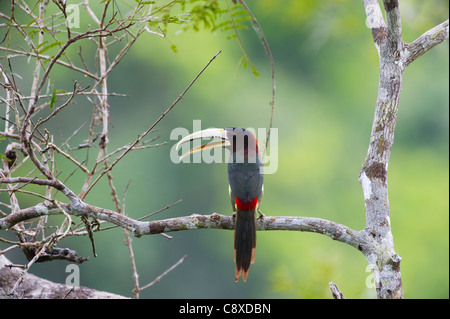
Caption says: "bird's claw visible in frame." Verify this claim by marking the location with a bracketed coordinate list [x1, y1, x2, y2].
[257, 210, 265, 219]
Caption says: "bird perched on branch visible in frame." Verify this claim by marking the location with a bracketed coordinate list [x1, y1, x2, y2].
[177, 127, 264, 282]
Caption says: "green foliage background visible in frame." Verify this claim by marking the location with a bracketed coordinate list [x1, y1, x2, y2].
[0, 0, 448, 298]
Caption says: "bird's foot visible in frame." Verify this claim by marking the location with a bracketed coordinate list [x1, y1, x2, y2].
[257, 210, 265, 219]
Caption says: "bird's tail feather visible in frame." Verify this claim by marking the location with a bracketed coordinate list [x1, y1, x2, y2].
[234, 209, 256, 282]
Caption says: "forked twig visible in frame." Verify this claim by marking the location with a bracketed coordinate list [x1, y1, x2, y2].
[137, 254, 188, 292]
[81, 50, 222, 198]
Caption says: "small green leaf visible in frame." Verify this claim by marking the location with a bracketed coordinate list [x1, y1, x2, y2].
[39, 41, 61, 55]
[49, 87, 57, 109]
[251, 65, 260, 78]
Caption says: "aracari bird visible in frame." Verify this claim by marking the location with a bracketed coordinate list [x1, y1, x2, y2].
[176, 127, 264, 282]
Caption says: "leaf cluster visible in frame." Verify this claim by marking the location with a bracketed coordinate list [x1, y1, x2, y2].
[143, 0, 258, 76]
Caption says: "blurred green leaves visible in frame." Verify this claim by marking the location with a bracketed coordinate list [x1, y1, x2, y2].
[141, 0, 259, 76]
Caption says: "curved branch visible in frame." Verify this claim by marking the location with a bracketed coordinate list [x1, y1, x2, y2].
[0, 176, 78, 204]
[0, 198, 369, 252]
[404, 19, 449, 67]
[0, 255, 128, 299]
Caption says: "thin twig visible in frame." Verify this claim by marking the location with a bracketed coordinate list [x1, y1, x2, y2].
[237, 0, 276, 160]
[137, 199, 183, 221]
[138, 255, 187, 292]
[34, 82, 88, 130]
[329, 281, 346, 299]
[121, 180, 140, 298]
[81, 50, 222, 198]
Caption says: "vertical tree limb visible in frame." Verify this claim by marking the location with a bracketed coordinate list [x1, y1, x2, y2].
[361, 0, 448, 299]
[361, 0, 405, 300]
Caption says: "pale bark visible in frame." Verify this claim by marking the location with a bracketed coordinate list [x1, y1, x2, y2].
[0, 255, 128, 299]
[361, 0, 448, 299]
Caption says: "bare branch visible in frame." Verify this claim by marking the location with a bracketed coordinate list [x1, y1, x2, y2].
[329, 281, 346, 299]
[0, 197, 368, 252]
[34, 82, 88, 131]
[138, 255, 187, 292]
[81, 50, 222, 198]
[404, 19, 449, 67]
[0, 255, 127, 299]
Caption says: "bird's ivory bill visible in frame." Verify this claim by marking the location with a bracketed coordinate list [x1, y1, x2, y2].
[170, 122, 278, 174]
